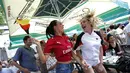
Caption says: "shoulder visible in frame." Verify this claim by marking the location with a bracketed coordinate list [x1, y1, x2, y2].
[16, 46, 25, 51]
[93, 31, 101, 38]
[63, 35, 70, 39]
[77, 32, 85, 39]
[46, 37, 55, 45]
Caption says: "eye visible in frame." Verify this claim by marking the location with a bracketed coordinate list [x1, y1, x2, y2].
[82, 21, 86, 23]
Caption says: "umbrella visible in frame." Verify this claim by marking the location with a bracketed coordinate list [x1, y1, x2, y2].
[2, 0, 130, 49]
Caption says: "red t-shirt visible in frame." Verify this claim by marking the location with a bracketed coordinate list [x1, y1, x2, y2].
[44, 35, 73, 62]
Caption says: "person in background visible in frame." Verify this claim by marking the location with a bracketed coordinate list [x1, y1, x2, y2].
[33, 20, 83, 73]
[1, 60, 8, 68]
[71, 33, 78, 46]
[123, 17, 130, 45]
[100, 28, 109, 56]
[115, 24, 125, 44]
[73, 9, 107, 73]
[7, 59, 19, 73]
[108, 24, 116, 36]
[46, 53, 57, 73]
[39, 40, 57, 73]
[0, 61, 13, 73]
[12, 35, 41, 73]
[106, 34, 123, 56]
[37, 40, 48, 73]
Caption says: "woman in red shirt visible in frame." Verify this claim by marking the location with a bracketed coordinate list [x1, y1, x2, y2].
[34, 20, 83, 73]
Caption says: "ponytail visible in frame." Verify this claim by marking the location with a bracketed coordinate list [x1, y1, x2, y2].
[46, 20, 57, 39]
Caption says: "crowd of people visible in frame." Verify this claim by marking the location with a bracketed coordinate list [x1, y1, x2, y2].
[1, 8, 130, 73]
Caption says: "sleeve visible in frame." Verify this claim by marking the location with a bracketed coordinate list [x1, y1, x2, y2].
[44, 38, 54, 54]
[13, 48, 22, 61]
[73, 32, 84, 50]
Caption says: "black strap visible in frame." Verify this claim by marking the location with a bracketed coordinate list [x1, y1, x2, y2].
[73, 32, 85, 50]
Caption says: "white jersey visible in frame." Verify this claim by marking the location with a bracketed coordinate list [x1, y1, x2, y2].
[81, 31, 101, 61]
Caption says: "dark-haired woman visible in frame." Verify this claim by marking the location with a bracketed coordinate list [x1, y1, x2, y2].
[34, 20, 82, 73]
[106, 34, 123, 56]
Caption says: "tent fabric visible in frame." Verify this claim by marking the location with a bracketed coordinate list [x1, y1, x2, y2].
[34, 0, 81, 17]
[1, 0, 130, 49]
[97, 7, 129, 22]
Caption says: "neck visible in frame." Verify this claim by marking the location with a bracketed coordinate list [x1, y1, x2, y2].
[110, 41, 116, 44]
[85, 29, 92, 34]
[24, 45, 30, 49]
[55, 32, 62, 36]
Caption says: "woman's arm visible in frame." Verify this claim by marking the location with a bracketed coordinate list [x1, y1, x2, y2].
[116, 42, 123, 55]
[99, 46, 103, 64]
[75, 50, 89, 69]
[33, 39, 49, 63]
[11, 60, 30, 73]
[36, 44, 49, 63]
[72, 50, 81, 64]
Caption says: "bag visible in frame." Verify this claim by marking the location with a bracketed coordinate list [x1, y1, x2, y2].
[116, 54, 130, 72]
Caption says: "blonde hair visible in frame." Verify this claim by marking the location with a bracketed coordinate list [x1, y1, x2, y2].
[81, 8, 102, 29]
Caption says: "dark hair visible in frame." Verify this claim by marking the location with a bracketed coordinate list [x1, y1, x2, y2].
[40, 40, 45, 45]
[107, 34, 113, 41]
[23, 35, 31, 42]
[101, 28, 106, 31]
[109, 25, 115, 29]
[46, 20, 65, 39]
[46, 20, 57, 39]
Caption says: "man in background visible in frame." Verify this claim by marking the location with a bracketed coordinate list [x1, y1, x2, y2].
[12, 35, 41, 73]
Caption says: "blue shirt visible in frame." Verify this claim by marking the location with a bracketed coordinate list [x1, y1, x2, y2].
[13, 46, 39, 72]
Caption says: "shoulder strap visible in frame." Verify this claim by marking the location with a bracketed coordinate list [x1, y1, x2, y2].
[73, 32, 85, 50]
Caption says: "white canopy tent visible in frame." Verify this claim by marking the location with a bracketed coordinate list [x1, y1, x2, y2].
[1, 0, 130, 51]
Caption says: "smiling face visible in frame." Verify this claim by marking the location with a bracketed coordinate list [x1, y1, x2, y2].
[108, 35, 115, 43]
[80, 18, 92, 32]
[24, 37, 33, 46]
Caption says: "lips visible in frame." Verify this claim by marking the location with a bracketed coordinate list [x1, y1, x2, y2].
[82, 26, 86, 29]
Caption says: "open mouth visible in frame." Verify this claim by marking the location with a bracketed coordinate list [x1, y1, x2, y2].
[82, 26, 86, 29]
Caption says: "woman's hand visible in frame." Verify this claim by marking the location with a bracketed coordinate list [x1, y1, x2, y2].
[117, 51, 123, 55]
[31, 38, 40, 45]
[81, 60, 89, 70]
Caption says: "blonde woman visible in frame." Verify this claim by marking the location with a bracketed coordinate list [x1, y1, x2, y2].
[73, 9, 107, 73]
